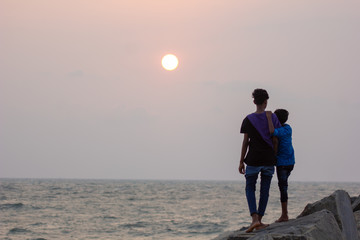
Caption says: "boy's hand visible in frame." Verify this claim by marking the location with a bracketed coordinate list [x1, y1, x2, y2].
[239, 162, 245, 174]
[266, 111, 272, 118]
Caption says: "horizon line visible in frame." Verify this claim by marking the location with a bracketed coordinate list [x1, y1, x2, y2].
[1, 177, 359, 184]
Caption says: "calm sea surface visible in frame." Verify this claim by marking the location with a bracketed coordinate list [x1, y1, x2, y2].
[0, 179, 359, 240]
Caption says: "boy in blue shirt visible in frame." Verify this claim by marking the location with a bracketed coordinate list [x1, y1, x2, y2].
[266, 109, 295, 222]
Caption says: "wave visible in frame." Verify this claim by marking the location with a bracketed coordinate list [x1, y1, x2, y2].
[0, 184, 18, 191]
[8, 227, 31, 234]
[186, 222, 226, 234]
[121, 221, 147, 228]
[31, 222, 46, 226]
[0, 203, 24, 210]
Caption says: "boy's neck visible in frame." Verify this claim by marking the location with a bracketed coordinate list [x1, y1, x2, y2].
[255, 105, 266, 113]
[254, 100, 267, 113]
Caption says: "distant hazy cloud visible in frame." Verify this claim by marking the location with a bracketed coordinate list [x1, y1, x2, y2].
[67, 70, 84, 78]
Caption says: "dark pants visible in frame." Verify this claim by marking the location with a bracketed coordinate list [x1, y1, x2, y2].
[276, 165, 294, 203]
[245, 166, 274, 216]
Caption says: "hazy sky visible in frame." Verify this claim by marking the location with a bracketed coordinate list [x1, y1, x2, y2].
[1, 0, 360, 182]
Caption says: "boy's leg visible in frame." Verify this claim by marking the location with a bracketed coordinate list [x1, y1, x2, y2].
[258, 166, 274, 218]
[245, 166, 261, 232]
[276, 165, 294, 222]
[277, 166, 289, 203]
[245, 174, 258, 216]
[277, 202, 288, 222]
[245, 166, 260, 216]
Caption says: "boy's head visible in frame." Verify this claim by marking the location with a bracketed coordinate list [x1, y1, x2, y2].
[252, 88, 269, 105]
[275, 109, 289, 125]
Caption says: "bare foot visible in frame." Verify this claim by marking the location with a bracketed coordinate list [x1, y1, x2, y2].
[275, 216, 289, 223]
[245, 221, 261, 233]
[255, 223, 269, 231]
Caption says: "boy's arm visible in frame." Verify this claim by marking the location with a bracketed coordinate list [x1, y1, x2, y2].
[266, 111, 275, 134]
[239, 133, 249, 174]
[273, 125, 291, 137]
[272, 136, 278, 155]
[266, 111, 278, 154]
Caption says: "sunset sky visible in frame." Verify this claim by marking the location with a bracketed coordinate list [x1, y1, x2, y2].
[1, 0, 360, 182]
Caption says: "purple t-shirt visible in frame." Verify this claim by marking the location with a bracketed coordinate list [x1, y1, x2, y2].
[247, 112, 281, 148]
[240, 112, 281, 166]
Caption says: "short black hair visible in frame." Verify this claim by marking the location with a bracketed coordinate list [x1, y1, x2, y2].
[252, 89, 269, 105]
[275, 109, 289, 124]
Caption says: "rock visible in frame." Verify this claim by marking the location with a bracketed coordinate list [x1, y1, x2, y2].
[352, 195, 360, 212]
[213, 210, 342, 240]
[354, 210, 360, 238]
[214, 190, 360, 240]
[248, 210, 342, 240]
[212, 230, 253, 240]
[298, 190, 358, 240]
[351, 196, 358, 204]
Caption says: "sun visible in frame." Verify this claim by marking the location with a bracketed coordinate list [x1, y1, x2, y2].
[161, 54, 179, 71]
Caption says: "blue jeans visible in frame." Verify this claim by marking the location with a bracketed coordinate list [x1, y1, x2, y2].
[276, 165, 294, 202]
[245, 165, 274, 216]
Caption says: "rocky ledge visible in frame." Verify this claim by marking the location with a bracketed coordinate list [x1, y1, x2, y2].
[214, 190, 360, 240]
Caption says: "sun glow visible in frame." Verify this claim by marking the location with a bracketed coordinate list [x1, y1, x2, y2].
[161, 54, 179, 71]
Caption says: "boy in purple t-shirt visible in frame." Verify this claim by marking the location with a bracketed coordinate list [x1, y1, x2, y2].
[239, 89, 281, 232]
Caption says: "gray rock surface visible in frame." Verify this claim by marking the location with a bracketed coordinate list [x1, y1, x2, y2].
[354, 210, 360, 238]
[213, 210, 342, 240]
[249, 210, 342, 240]
[213, 190, 360, 240]
[353, 195, 360, 212]
[298, 190, 358, 240]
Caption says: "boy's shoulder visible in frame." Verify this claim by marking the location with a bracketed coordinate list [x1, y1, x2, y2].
[274, 123, 292, 137]
[283, 123, 292, 129]
[278, 123, 292, 130]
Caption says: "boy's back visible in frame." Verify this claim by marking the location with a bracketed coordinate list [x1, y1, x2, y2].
[272, 123, 295, 166]
[266, 108, 295, 223]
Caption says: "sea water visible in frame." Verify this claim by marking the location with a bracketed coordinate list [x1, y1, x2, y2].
[0, 179, 359, 240]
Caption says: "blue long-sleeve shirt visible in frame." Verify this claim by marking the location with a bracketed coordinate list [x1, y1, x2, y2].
[273, 124, 295, 166]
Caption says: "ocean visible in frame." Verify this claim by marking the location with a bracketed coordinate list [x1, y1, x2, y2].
[0, 179, 359, 240]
